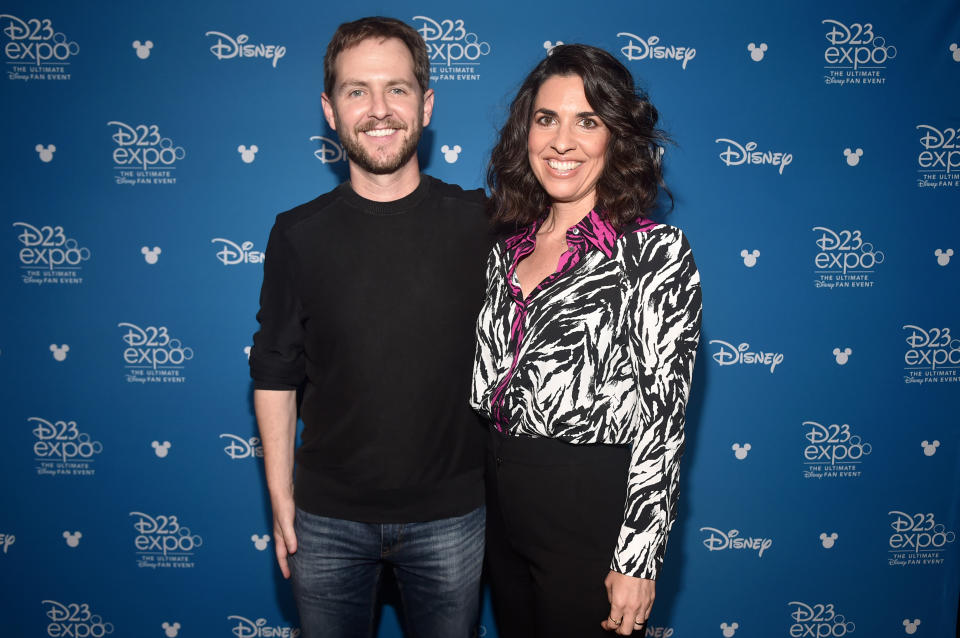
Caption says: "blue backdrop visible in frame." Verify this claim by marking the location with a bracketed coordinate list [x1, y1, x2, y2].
[2, 1, 958, 637]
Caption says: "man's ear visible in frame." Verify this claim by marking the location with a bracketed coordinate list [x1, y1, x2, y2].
[421, 88, 435, 128]
[321, 93, 337, 131]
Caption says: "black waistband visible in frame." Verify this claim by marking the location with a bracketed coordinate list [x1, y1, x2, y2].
[488, 428, 629, 466]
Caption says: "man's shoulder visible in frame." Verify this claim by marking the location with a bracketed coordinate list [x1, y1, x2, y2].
[272, 187, 345, 232]
[425, 174, 487, 208]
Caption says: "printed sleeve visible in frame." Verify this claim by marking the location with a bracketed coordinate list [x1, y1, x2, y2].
[469, 242, 504, 415]
[249, 219, 307, 390]
[612, 229, 702, 579]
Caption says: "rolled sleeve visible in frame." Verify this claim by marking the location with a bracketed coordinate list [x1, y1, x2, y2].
[249, 219, 307, 390]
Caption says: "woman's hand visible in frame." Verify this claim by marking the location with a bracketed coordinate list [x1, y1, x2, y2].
[600, 571, 655, 635]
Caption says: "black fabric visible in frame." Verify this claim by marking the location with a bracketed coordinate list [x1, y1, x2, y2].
[250, 175, 493, 523]
[485, 429, 631, 638]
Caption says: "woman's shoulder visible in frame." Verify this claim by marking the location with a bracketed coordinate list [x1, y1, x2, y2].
[620, 219, 693, 262]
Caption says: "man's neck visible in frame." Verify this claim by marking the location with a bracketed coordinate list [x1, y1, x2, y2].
[348, 159, 422, 202]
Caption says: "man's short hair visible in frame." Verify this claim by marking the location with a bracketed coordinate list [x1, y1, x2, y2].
[324, 16, 430, 97]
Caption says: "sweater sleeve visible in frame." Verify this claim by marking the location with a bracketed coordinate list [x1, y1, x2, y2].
[249, 218, 307, 390]
[611, 228, 702, 579]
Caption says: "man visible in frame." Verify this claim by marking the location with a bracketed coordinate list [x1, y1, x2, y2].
[249, 16, 490, 638]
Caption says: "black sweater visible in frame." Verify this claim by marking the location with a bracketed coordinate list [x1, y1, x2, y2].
[250, 175, 492, 522]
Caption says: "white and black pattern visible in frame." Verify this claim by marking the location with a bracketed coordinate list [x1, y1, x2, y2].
[471, 211, 702, 579]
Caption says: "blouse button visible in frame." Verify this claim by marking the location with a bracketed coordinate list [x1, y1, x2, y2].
[570, 228, 580, 235]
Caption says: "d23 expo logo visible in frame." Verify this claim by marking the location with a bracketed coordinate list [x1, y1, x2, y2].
[915, 125, 960, 190]
[1, 15, 77, 81]
[411, 16, 489, 81]
[41, 601, 114, 638]
[801, 422, 871, 480]
[812, 227, 883, 289]
[888, 511, 956, 567]
[13, 222, 90, 285]
[118, 323, 194, 384]
[822, 19, 896, 86]
[107, 121, 184, 185]
[902, 325, 960, 385]
[130, 512, 202, 569]
[31, 417, 102, 477]
[788, 602, 855, 637]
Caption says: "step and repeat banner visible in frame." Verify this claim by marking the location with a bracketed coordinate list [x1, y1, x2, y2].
[1, 0, 958, 636]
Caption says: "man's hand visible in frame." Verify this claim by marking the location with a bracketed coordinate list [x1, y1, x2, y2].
[271, 492, 297, 579]
[600, 572, 655, 635]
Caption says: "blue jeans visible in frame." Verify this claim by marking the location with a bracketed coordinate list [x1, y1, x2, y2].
[289, 506, 485, 638]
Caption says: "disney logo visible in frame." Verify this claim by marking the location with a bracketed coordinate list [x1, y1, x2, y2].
[709, 340, 784, 373]
[228, 615, 301, 638]
[220, 433, 263, 459]
[205, 31, 286, 67]
[212, 238, 264, 265]
[617, 32, 696, 69]
[700, 527, 772, 557]
[714, 139, 793, 174]
[309, 136, 347, 164]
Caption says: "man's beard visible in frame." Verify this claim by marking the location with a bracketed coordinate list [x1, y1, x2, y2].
[336, 110, 423, 175]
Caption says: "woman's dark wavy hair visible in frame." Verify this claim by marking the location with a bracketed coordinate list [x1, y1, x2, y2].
[487, 44, 671, 230]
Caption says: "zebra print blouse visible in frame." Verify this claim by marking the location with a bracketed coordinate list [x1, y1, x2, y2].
[470, 209, 702, 579]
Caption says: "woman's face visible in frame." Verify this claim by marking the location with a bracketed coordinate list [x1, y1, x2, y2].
[527, 74, 610, 212]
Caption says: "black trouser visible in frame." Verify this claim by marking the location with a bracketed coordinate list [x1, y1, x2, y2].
[485, 428, 631, 638]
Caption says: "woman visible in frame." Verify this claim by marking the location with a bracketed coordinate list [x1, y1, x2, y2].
[471, 44, 702, 637]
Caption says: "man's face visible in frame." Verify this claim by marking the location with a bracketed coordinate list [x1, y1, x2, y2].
[322, 37, 433, 176]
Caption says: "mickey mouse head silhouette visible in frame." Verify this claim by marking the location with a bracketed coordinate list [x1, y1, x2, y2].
[920, 440, 940, 456]
[903, 619, 921, 635]
[251, 534, 271, 550]
[141, 246, 162, 264]
[238, 144, 259, 163]
[720, 622, 739, 637]
[132, 40, 154, 59]
[35, 144, 56, 162]
[151, 440, 172, 458]
[441, 145, 462, 164]
[934, 248, 953, 266]
[747, 42, 767, 62]
[950, 43, 960, 62]
[740, 249, 760, 267]
[731, 443, 751, 460]
[543, 40, 564, 54]
[819, 532, 838, 548]
[832, 347, 852, 365]
[49, 344, 70, 361]
[843, 148, 863, 167]
[161, 621, 182, 637]
[62, 531, 83, 547]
